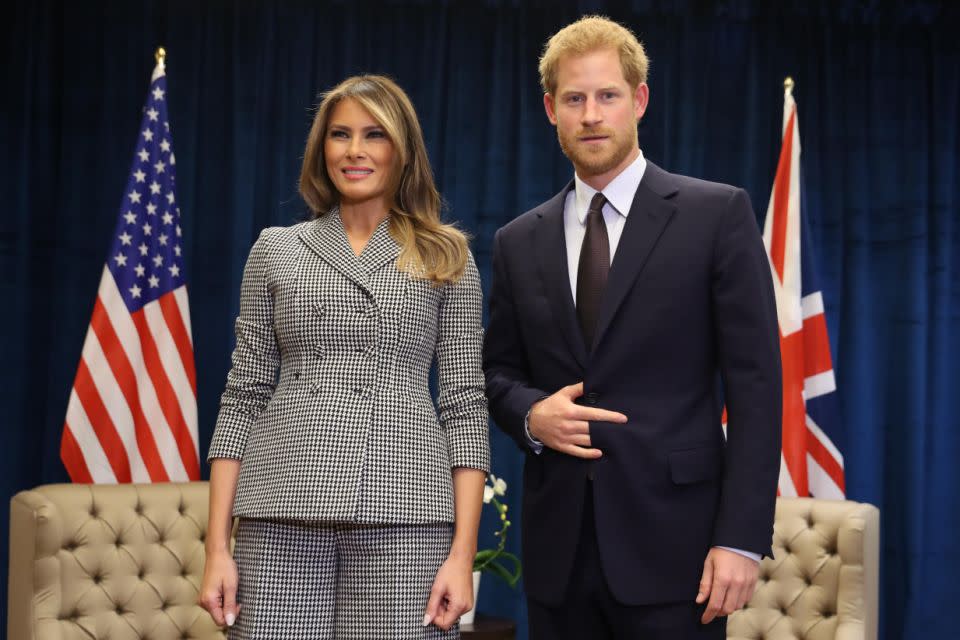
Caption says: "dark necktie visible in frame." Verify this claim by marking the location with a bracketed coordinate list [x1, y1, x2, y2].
[576, 192, 610, 349]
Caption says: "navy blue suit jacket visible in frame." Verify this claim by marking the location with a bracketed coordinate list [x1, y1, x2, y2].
[482, 161, 782, 606]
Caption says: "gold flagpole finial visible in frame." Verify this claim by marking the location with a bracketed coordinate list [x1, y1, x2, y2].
[784, 76, 794, 93]
[155, 47, 166, 67]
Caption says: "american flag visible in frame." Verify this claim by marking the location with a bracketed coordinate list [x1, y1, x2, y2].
[763, 80, 845, 498]
[60, 55, 200, 483]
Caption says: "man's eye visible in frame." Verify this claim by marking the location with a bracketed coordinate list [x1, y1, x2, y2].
[566, 95, 583, 104]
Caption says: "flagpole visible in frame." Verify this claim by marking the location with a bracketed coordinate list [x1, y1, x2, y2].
[784, 76, 794, 96]
[155, 46, 166, 69]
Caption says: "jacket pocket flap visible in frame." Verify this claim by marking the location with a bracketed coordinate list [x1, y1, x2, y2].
[668, 446, 721, 485]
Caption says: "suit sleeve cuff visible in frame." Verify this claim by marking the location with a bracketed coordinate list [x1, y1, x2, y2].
[716, 546, 761, 563]
[524, 397, 548, 454]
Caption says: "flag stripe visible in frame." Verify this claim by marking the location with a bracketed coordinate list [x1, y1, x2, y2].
[73, 359, 132, 482]
[780, 330, 809, 495]
[89, 294, 169, 482]
[778, 452, 798, 497]
[100, 271, 188, 480]
[801, 291, 824, 319]
[144, 296, 198, 445]
[81, 318, 151, 481]
[64, 391, 116, 483]
[174, 286, 194, 347]
[804, 370, 836, 401]
[802, 313, 834, 379]
[807, 454, 845, 500]
[130, 311, 201, 479]
[806, 414, 844, 470]
[159, 290, 196, 392]
[806, 430, 846, 494]
[60, 423, 94, 484]
[769, 108, 796, 282]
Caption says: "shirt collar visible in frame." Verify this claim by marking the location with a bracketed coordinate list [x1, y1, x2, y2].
[573, 148, 647, 224]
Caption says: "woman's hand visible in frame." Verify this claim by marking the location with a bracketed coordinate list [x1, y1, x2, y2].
[198, 548, 240, 627]
[424, 551, 474, 630]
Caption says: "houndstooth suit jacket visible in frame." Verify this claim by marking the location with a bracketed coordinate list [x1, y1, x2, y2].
[208, 211, 490, 524]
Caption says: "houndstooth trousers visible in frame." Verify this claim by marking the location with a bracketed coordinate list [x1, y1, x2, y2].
[229, 518, 461, 639]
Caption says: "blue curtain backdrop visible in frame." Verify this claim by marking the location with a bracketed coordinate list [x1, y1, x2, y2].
[3, 1, 958, 638]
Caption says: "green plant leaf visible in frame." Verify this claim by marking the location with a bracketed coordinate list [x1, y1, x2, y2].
[480, 553, 522, 588]
[474, 549, 499, 562]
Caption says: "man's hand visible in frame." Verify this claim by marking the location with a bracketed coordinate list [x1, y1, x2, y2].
[528, 382, 627, 458]
[696, 547, 760, 623]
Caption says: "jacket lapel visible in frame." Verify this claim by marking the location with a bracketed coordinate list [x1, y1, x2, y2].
[358, 217, 401, 276]
[534, 182, 588, 369]
[592, 161, 679, 352]
[298, 211, 375, 297]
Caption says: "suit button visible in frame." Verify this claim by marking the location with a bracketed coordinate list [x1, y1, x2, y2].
[585, 393, 598, 405]
[586, 471, 595, 481]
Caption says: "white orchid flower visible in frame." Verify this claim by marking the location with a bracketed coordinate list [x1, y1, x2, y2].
[483, 486, 494, 504]
[493, 477, 507, 496]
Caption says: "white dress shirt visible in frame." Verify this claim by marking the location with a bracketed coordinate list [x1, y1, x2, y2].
[524, 149, 760, 563]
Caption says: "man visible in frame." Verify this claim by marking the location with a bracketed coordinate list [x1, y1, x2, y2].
[482, 16, 782, 640]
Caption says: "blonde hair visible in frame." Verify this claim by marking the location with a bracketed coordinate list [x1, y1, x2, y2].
[299, 75, 469, 285]
[539, 15, 649, 95]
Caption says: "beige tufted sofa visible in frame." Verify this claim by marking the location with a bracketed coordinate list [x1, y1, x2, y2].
[8, 482, 228, 640]
[8, 484, 878, 640]
[728, 498, 880, 640]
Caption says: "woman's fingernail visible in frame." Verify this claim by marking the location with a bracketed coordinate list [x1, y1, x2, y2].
[225, 612, 236, 626]
[422, 614, 432, 626]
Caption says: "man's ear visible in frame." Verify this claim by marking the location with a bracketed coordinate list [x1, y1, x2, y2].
[633, 83, 649, 121]
[544, 93, 559, 125]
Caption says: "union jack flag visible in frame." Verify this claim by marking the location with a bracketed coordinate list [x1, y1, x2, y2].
[763, 80, 845, 498]
[60, 54, 200, 483]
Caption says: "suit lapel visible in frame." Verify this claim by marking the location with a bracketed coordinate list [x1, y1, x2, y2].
[593, 162, 679, 351]
[358, 217, 400, 275]
[298, 211, 375, 297]
[534, 182, 588, 369]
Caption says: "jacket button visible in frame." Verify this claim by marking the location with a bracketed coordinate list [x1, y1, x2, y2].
[585, 393, 598, 405]
[586, 470, 595, 481]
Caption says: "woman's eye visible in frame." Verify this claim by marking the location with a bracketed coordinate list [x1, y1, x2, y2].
[367, 130, 386, 139]
[330, 130, 348, 139]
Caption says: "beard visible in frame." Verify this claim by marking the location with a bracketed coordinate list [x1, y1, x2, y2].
[557, 123, 638, 178]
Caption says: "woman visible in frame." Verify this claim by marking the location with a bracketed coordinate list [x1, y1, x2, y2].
[199, 75, 489, 639]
